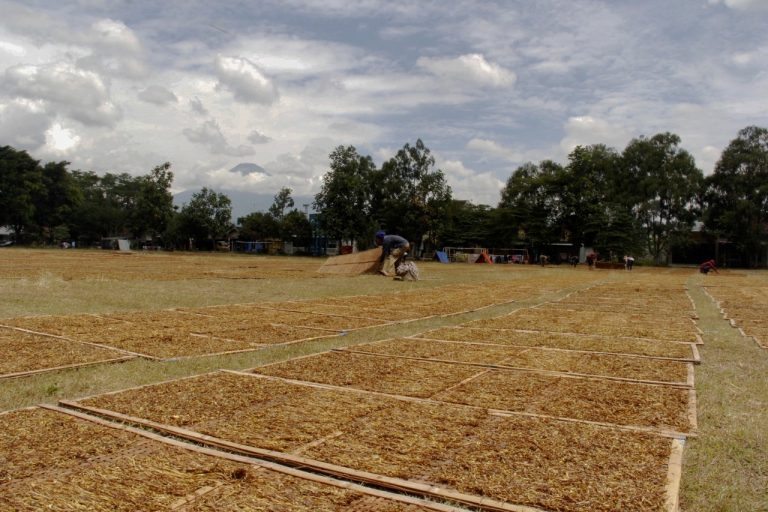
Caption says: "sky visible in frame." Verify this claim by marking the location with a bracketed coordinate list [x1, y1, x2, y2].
[1, 0, 767, 217]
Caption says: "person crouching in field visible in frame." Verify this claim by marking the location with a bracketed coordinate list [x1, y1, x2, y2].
[699, 259, 718, 274]
[374, 231, 410, 277]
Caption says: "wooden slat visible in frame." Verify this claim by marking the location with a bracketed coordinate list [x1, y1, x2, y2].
[665, 438, 685, 512]
[0, 355, 135, 380]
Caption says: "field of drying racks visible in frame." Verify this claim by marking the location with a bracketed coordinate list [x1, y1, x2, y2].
[2, 249, 762, 511]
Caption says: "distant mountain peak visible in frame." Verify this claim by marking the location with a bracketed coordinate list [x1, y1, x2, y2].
[229, 163, 270, 176]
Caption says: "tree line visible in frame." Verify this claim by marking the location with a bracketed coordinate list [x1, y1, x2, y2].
[315, 127, 768, 266]
[1, 125, 767, 265]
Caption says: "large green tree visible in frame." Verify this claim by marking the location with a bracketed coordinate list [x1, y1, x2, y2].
[268, 187, 294, 221]
[170, 188, 233, 247]
[438, 200, 494, 248]
[280, 209, 312, 246]
[622, 133, 703, 264]
[0, 146, 43, 241]
[68, 170, 119, 244]
[30, 160, 82, 244]
[129, 162, 175, 240]
[237, 211, 279, 240]
[370, 139, 452, 251]
[559, 144, 623, 249]
[313, 145, 377, 247]
[498, 160, 564, 247]
[703, 126, 768, 267]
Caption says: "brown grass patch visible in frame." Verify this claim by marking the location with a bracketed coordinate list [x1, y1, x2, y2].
[419, 327, 697, 359]
[0, 328, 132, 377]
[0, 407, 438, 511]
[1, 312, 339, 359]
[252, 351, 693, 432]
[466, 308, 700, 342]
[356, 337, 691, 383]
[431, 370, 693, 433]
[252, 351, 481, 399]
[70, 372, 677, 512]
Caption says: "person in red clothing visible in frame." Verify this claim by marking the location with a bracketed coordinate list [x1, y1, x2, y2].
[699, 259, 718, 274]
[586, 252, 597, 270]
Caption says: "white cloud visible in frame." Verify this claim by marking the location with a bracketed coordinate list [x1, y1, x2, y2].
[266, 145, 329, 183]
[137, 85, 178, 105]
[206, 165, 270, 190]
[188, 96, 208, 115]
[2, 62, 122, 126]
[0, 40, 25, 57]
[466, 138, 524, 161]
[79, 19, 148, 79]
[709, 0, 768, 10]
[560, 116, 631, 154]
[182, 119, 255, 157]
[199, 144, 328, 196]
[439, 158, 505, 206]
[701, 145, 723, 173]
[0, 100, 51, 149]
[0, 0, 765, 212]
[45, 122, 80, 152]
[417, 53, 516, 88]
[248, 130, 271, 144]
[228, 34, 383, 78]
[214, 55, 279, 104]
[731, 52, 754, 65]
[91, 19, 142, 54]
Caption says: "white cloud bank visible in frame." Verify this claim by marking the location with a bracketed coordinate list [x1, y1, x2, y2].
[214, 55, 279, 104]
[0, 0, 766, 211]
[417, 53, 516, 88]
[2, 62, 121, 126]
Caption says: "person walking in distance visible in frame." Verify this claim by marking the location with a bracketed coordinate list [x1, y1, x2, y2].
[586, 252, 597, 270]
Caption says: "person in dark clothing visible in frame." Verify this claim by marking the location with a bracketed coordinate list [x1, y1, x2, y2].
[374, 231, 410, 277]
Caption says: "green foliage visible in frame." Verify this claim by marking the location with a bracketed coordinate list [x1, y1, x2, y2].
[3, 125, 768, 265]
[313, 145, 377, 245]
[172, 187, 233, 245]
[622, 133, 704, 264]
[703, 126, 768, 267]
[129, 162, 175, 239]
[51, 225, 71, 244]
[268, 187, 295, 221]
[0, 146, 43, 241]
[496, 137, 700, 262]
[280, 209, 312, 245]
[44, 383, 60, 396]
[560, 144, 622, 247]
[237, 211, 279, 240]
[438, 200, 494, 248]
[33, 161, 81, 244]
[498, 160, 564, 246]
[370, 139, 452, 247]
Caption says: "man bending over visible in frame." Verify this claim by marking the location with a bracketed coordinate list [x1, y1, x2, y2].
[374, 230, 410, 277]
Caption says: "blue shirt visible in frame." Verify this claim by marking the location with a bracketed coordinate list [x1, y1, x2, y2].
[381, 235, 409, 256]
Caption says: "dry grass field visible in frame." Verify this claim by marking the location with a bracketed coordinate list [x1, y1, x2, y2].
[0, 248, 766, 511]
